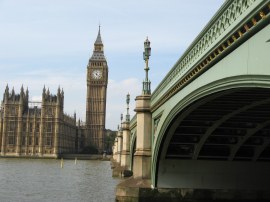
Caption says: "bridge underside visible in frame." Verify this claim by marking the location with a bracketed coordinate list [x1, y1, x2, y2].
[158, 87, 270, 190]
[167, 87, 270, 161]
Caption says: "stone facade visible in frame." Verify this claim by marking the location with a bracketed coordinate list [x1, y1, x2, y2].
[85, 27, 108, 152]
[0, 85, 76, 158]
[0, 27, 109, 157]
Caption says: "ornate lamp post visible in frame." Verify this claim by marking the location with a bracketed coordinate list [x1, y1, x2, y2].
[120, 113, 123, 129]
[143, 37, 151, 95]
[116, 114, 123, 165]
[126, 93, 130, 122]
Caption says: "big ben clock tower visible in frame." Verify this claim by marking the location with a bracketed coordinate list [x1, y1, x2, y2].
[86, 26, 108, 152]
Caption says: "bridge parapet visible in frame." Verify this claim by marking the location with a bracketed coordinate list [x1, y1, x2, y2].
[151, 0, 270, 110]
[129, 113, 137, 131]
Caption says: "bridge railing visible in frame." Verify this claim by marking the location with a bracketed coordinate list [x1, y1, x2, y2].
[151, 0, 269, 109]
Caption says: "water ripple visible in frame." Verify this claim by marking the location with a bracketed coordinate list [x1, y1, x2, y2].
[0, 158, 120, 202]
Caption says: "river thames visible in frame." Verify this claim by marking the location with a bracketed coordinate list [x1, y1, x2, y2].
[0, 158, 120, 202]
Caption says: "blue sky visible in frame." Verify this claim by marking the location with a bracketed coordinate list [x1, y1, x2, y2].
[0, 0, 224, 130]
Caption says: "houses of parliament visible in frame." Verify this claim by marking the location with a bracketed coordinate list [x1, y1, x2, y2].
[0, 27, 108, 158]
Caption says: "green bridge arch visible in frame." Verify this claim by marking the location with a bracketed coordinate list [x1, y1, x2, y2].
[121, 0, 270, 191]
[151, 21, 270, 187]
[152, 77, 270, 188]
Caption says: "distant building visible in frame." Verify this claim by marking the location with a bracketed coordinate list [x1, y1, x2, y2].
[0, 27, 109, 156]
[0, 85, 77, 158]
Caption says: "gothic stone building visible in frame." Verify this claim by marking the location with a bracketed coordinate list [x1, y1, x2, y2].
[84, 27, 108, 152]
[0, 85, 77, 158]
[0, 27, 108, 156]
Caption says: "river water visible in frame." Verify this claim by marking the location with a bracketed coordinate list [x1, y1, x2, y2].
[0, 158, 120, 202]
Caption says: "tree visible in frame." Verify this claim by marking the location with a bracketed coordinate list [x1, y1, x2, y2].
[104, 129, 117, 154]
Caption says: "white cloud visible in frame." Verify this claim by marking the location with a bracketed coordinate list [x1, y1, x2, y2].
[30, 96, 42, 102]
[0, 0, 225, 130]
[106, 78, 141, 129]
[108, 78, 140, 97]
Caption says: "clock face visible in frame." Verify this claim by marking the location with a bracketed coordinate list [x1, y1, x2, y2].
[92, 70, 102, 79]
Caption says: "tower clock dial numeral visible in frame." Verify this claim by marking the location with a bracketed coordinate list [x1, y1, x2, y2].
[92, 70, 102, 79]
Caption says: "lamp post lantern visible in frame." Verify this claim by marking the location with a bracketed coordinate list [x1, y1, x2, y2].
[142, 37, 151, 95]
[126, 93, 130, 122]
[120, 113, 123, 130]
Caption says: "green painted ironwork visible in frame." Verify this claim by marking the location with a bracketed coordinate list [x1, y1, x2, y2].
[151, 0, 269, 107]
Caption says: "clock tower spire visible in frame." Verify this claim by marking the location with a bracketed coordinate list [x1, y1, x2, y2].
[85, 26, 108, 153]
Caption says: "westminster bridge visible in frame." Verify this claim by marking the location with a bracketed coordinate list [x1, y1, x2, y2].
[112, 1, 270, 201]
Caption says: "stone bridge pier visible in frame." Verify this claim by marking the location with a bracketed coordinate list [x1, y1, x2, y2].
[115, 75, 153, 202]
